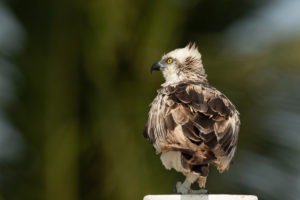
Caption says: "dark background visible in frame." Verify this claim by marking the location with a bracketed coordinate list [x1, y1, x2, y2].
[0, 0, 300, 200]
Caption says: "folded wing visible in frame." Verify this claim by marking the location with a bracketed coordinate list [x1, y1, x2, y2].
[144, 82, 240, 173]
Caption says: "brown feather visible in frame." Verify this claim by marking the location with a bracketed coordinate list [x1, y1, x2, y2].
[144, 81, 240, 176]
[164, 113, 176, 131]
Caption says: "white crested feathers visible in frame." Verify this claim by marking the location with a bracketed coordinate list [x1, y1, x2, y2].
[162, 43, 202, 64]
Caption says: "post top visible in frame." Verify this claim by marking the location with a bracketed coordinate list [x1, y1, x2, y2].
[144, 194, 258, 200]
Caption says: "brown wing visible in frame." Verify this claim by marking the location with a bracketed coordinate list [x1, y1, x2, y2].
[144, 81, 240, 173]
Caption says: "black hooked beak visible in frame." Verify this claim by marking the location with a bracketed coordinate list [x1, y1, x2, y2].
[150, 62, 162, 74]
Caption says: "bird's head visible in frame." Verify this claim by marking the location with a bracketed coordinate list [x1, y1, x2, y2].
[151, 42, 206, 85]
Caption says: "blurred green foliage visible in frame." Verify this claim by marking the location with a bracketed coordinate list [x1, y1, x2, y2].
[1, 0, 300, 200]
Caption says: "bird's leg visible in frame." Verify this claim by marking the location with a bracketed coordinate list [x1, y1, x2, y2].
[189, 176, 208, 194]
[175, 173, 199, 194]
[198, 176, 207, 188]
[176, 175, 209, 194]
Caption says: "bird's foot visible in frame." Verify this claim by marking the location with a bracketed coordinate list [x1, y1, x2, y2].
[189, 189, 209, 194]
[174, 182, 209, 194]
[175, 181, 189, 194]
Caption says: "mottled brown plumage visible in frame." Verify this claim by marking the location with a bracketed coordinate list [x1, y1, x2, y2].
[144, 43, 240, 193]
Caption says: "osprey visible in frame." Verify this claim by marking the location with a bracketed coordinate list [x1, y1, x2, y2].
[143, 43, 240, 194]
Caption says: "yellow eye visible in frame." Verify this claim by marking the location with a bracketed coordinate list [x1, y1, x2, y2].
[167, 58, 173, 64]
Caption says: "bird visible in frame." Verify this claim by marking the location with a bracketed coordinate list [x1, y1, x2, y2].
[143, 42, 240, 194]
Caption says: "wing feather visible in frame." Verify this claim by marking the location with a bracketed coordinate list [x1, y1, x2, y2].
[144, 81, 240, 173]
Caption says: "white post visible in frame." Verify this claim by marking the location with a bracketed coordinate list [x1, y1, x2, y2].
[144, 195, 258, 200]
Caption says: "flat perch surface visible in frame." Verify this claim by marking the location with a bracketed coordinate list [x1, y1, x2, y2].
[144, 194, 258, 200]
